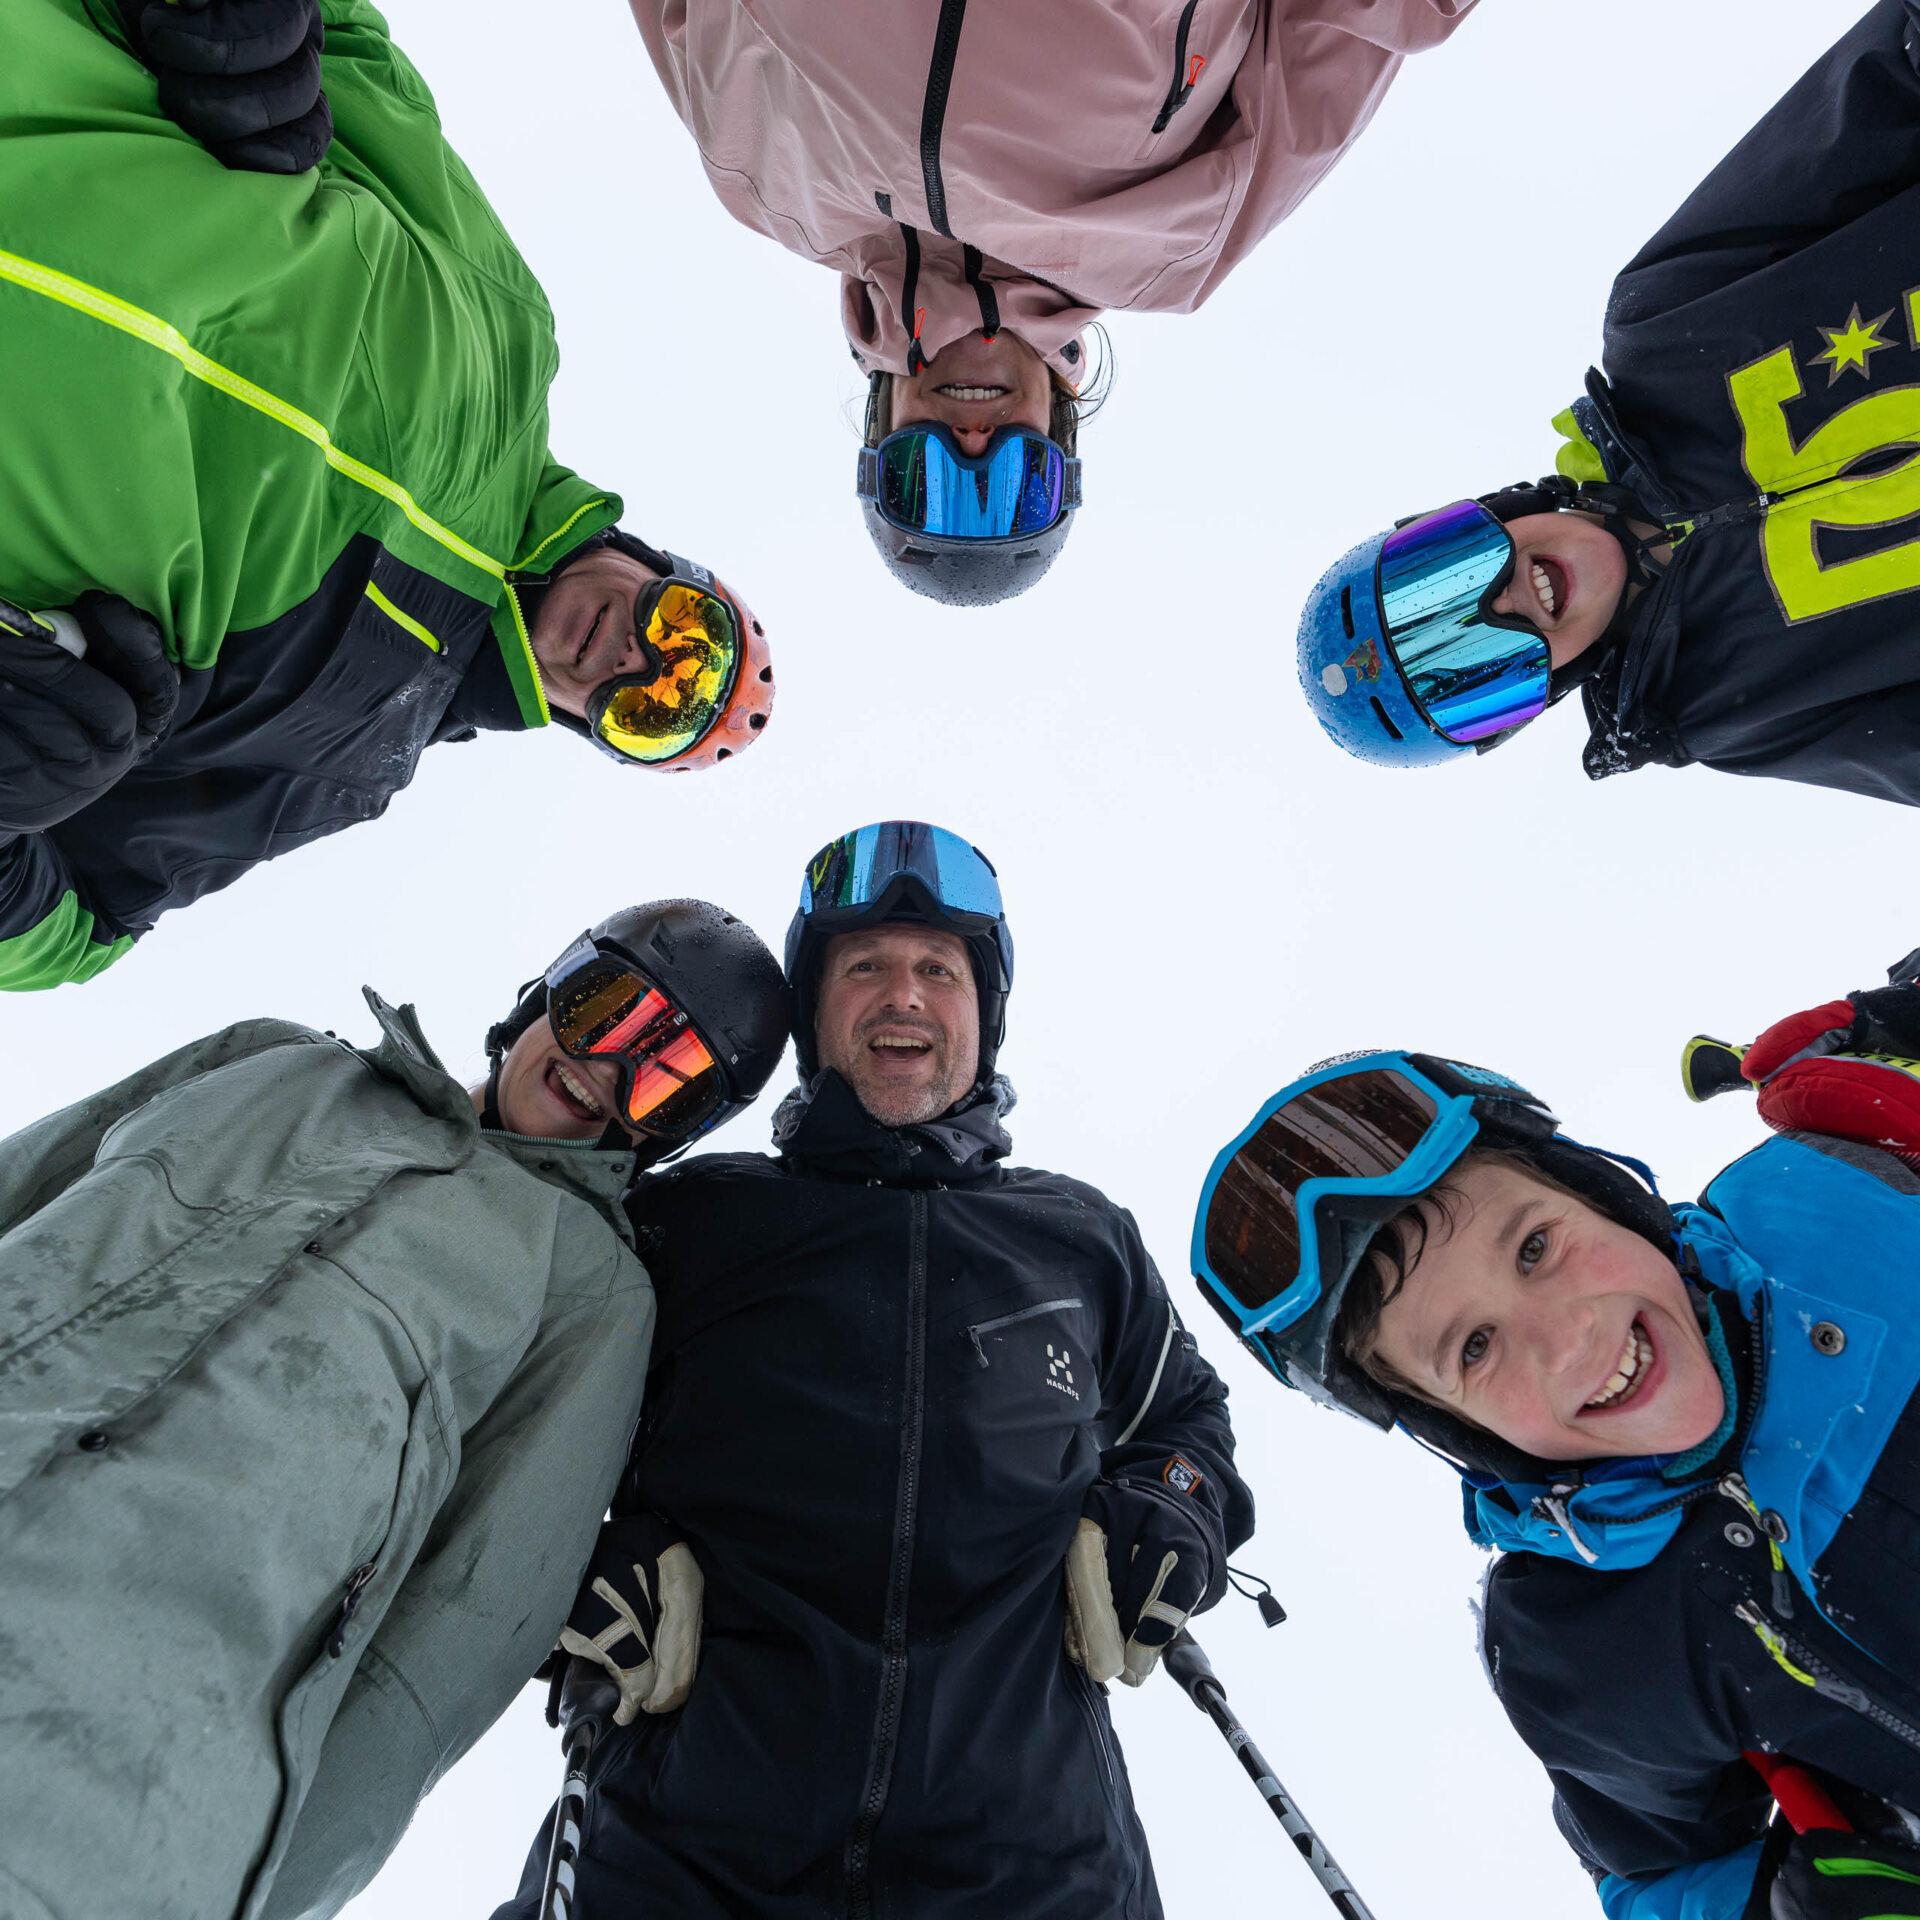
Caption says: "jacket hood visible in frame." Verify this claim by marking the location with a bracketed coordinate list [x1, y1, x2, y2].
[1463, 1208, 1757, 1571]
[770, 1067, 1014, 1186]
[841, 237, 1094, 383]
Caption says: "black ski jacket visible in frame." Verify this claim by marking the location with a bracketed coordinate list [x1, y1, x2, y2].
[496, 1072, 1254, 1920]
[1568, 0, 1920, 805]
[1478, 1136, 1920, 1920]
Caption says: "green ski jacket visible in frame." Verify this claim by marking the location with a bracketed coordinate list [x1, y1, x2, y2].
[0, 996, 654, 1920]
[0, 0, 622, 990]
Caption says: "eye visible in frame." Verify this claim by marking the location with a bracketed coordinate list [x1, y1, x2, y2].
[1518, 1228, 1548, 1271]
[1461, 1328, 1492, 1369]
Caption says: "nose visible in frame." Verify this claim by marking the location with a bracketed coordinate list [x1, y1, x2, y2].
[946, 424, 996, 458]
[877, 964, 928, 1011]
[1515, 1294, 1597, 1380]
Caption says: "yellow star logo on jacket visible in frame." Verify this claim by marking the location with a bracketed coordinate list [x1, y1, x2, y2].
[1811, 304, 1896, 387]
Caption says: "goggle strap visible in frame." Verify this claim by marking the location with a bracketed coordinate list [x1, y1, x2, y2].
[856, 447, 881, 502]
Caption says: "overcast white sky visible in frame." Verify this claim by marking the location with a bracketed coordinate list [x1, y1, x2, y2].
[3, 1, 1884, 1914]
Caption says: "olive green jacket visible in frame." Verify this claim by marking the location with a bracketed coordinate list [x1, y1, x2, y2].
[0, 997, 653, 1920]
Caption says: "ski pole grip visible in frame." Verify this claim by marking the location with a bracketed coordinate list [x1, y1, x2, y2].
[1164, 1629, 1225, 1708]
[558, 1657, 623, 1754]
[1744, 1751, 1851, 1834]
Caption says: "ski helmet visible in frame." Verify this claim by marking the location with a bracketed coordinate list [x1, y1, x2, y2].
[529, 529, 774, 773]
[486, 899, 790, 1161]
[1191, 1051, 1676, 1479]
[1298, 479, 1668, 770]
[855, 377, 1081, 607]
[784, 820, 1013, 1085]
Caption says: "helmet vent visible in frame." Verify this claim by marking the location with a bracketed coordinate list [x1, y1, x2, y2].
[748, 713, 766, 729]
[1339, 586, 1355, 640]
[1369, 696, 1403, 742]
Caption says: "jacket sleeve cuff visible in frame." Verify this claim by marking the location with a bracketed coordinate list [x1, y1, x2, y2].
[1598, 1842, 1765, 1920]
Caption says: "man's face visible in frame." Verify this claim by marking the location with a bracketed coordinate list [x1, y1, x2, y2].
[814, 926, 981, 1128]
[1367, 1158, 1724, 1462]
[528, 547, 663, 719]
[1487, 510, 1628, 670]
[493, 1015, 633, 1142]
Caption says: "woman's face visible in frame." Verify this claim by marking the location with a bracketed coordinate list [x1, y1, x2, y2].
[485, 1016, 632, 1142]
[1487, 511, 1628, 669]
[1366, 1159, 1725, 1462]
[889, 329, 1053, 458]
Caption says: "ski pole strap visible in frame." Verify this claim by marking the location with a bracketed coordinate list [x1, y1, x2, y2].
[1165, 1632, 1380, 1920]
[1744, 1750, 1852, 1834]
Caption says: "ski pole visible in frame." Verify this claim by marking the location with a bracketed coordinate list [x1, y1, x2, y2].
[1744, 1750, 1851, 1834]
[1163, 1630, 1379, 1920]
[0, 598, 87, 657]
[537, 1659, 621, 1920]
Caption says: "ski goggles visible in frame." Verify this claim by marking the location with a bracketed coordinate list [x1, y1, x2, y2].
[857, 424, 1081, 541]
[584, 569, 742, 767]
[1376, 501, 1551, 745]
[1192, 1053, 1551, 1400]
[545, 936, 728, 1139]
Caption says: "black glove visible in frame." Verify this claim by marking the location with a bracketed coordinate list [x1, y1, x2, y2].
[551, 1513, 703, 1726]
[118, 0, 332, 173]
[1065, 1463, 1220, 1688]
[0, 594, 179, 833]
[1771, 1830, 1920, 1918]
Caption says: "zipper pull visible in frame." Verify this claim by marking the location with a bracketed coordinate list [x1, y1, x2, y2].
[327, 1560, 379, 1659]
[1531, 1485, 1600, 1564]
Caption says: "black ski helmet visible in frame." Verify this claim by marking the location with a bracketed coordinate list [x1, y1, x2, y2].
[784, 820, 1013, 1087]
[855, 374, 1080, 608]
[486, 899, 791, 1160]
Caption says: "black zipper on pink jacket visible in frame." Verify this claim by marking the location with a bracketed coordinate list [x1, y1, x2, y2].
[1152, 2, 1203, 133]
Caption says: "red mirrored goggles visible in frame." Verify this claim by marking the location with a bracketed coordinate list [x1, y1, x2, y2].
[544, 938, 726, 1140]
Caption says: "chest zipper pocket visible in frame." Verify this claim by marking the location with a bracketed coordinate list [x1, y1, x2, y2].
[1151, 2, 1204, 133]
[966, 1298, 1083, 1367]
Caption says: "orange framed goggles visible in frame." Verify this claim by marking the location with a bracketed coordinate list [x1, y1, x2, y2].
[544, 936, 726, 1139]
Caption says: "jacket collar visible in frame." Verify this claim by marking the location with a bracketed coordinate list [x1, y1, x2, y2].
[769, 1069, 1012, 1187]
[357, 990, 636, 1219]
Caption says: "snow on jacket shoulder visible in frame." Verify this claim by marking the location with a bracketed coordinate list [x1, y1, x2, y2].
[1475, 1133, 1920, 1920]
[1566, 0, 1920, 804]
[627, 0, 1473, 375]
[0, 0, 621, 989]
[0, 994, 653, 1920]
[494, 1070, 1255, 1920]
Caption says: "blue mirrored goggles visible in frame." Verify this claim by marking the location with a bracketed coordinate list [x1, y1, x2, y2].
[1377, 501, 1552, 746]
[1192, 1054, 1549, 1395]
[797, 820, 1012, 978]
[857, 424, 1080, 541]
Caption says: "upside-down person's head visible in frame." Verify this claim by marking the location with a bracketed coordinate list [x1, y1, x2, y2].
[478, 900, 791, 1166]
[1296, 476, 1670, 773]
[1190, 1051, 1721, 1482]
[854, 329, 1110, 607]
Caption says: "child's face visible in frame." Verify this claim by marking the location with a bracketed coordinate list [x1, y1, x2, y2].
[1368, 1160, 1725, 1462]
[1488, 512, 1627, 670]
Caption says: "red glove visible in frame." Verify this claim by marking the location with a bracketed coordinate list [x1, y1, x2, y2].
[1740, 992, 1920, 1158]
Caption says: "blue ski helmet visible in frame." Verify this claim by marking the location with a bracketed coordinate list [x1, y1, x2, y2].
[1297, 531, 1469, 770]
[785, 820, 1013, 1083]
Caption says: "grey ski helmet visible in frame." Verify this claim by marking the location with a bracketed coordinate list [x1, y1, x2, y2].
[487, 899, 791, 1161]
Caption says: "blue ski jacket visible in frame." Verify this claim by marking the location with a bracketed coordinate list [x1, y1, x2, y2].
[1473, 1132, 1920, 1920]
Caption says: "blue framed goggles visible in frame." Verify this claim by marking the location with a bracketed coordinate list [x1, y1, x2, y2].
[1191, 1052, 1552, 1418]
[1377, 501, 1552, 746]
[857, 424, 1081, 542]
[795, 819, 1013, 985]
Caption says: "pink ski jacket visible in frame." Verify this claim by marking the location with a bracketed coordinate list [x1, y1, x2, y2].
[628, 0, 1473, 383]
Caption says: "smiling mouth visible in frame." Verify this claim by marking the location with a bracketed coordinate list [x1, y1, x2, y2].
[933, 383, 1008, 402]
[1583, 1321, 1653, 1412]
[1530, 557, 1570, 623]
[547, 1059, 606, 1121]
[573, 606, 605, 672]
[869, 1034, 933, 1061]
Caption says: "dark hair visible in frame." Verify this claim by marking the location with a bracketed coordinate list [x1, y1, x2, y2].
[1333, 1147, 1590, 1409]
